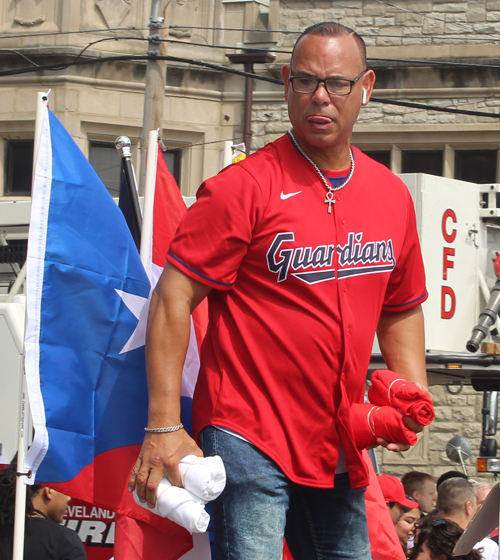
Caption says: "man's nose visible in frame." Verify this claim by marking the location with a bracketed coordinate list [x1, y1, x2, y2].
[311, 81, 330, 103]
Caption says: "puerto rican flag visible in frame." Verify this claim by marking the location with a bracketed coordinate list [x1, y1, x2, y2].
[24, 107, 207, 559]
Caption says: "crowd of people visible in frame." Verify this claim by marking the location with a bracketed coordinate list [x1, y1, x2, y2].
[378, 469, 497, 560]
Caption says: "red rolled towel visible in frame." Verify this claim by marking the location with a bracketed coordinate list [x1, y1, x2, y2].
[368, 369, 435, 426]
[351, 403, 418, 450]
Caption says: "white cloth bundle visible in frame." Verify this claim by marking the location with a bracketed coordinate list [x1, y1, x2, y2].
[133, 478, 210, 533]
[179, 455, 225, 502]
[133, 454, 226, 534]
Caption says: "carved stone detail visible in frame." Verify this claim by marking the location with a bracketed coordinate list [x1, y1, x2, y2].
[96, 0, 131, 29]
[169, 28, 192, 38]
[381, 427, 430, 466]
[14, 0, 45, 26]
[14, 15, 46, 25]
[169, 0, 203, 40]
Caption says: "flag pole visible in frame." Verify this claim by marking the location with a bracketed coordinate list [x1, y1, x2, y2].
[140, 129, 159, 267]
[115, 136, 143, 244]
[12, 90, 49, 560]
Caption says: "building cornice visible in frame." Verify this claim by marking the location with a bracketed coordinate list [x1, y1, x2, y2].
[0, 74, 223, 101]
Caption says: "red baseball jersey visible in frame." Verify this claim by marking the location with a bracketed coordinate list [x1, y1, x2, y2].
[167, 135, 427, 489]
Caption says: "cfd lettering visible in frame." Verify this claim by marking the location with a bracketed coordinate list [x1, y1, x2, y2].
[441, 209, 456, 319]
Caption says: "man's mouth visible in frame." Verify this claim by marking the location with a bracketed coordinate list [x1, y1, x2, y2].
[307, 115, 333, 125]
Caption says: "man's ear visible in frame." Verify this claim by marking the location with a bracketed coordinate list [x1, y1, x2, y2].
[360, 69, 376, 105]
[465, 500, 473, 518]
[281, 64, 291, 101]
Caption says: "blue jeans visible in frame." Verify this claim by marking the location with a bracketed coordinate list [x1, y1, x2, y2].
[199, 426, 371, 560]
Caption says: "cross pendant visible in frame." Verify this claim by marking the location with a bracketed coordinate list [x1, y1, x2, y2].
[325, 197, 335, 213]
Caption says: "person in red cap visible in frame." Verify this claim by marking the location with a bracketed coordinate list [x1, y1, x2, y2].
[378, 474, 419, 524]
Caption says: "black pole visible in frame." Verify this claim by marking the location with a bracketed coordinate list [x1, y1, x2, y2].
[115, 136, 142, 244]
[243, 61, 253, 155]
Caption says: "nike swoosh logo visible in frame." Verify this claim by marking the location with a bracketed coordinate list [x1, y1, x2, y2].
[280, 191, 302, 200]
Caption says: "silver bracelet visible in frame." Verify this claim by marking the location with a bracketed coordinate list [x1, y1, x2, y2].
[144, 423, 184, 433]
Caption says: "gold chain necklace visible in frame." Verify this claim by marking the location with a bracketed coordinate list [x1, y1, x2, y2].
[287, 130, 355, 213]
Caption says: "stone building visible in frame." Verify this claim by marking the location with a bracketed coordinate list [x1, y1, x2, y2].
[1, 0, 499, 480]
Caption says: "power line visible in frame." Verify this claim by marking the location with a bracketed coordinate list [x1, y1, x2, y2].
[2, 23, 500, 44]
[36, 36, 148, 71]
[0, 53, 282, 84]
[0, 49, 39, 67]
[0, 27, 149, 40]
[0, 35, 292, 61]
[367, 57, 500, 69]
[370, 97, 500, 119]
[0, 51, 498, 120]
[169, 24, 500, 43]
[6, 34, 500, 73]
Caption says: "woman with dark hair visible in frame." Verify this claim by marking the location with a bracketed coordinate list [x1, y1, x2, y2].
[0, 455, 86, 559]
[395, 506, 421, 556]
[410, 515, 481, 560]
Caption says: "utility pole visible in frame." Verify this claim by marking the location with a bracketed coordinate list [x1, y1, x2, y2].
[139, 0, 168, 196]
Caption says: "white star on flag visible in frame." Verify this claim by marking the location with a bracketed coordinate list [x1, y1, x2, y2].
[116, 288, 151, 354]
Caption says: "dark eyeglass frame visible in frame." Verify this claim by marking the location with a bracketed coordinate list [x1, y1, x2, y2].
[289, 70, 366, 96]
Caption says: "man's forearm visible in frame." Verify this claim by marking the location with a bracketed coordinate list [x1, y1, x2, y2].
[376, 305, 428, 388]
[145, 263, 211, 427]
[146, 289, 190, 427]
[129, 265, 210, 498]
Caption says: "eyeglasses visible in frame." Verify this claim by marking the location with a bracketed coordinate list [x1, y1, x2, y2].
[289, 71, 366, 96]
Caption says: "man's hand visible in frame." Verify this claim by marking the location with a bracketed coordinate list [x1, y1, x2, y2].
[375, 437, 411, 453]
[415, 382, 434, 402]
[401, 382, 434, 434]
[128, 429, 203, 508]
[372, 384, 434, 450]
[376, 386, 434, 450]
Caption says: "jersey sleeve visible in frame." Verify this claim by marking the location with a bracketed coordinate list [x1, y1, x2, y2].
[382, 189, 428, 312]
[167, 164, 263, 290]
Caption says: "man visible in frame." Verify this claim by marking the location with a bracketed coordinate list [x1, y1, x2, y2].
[436, 470, 467, 490]
[473, 481, 493, 509]
[402, 471, 437, 514]
[437, 477, 498, 560]
[129, 22, 429, 559]
[378, 474, 419, 524]
[472, 481, 498, 545]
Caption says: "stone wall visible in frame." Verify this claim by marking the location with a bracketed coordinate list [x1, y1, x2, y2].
[278, 0, 500, 49]
[251, 101, 289, 150]
[250, 95, 500, 151]
[359, 97, 500, 125]
[375, 385, 497, 481]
